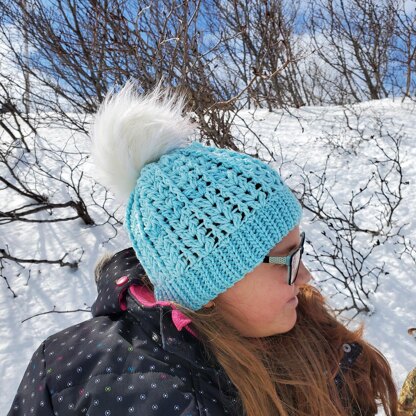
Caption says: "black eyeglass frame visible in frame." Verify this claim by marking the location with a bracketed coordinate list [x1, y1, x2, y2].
[262, 232, 306, 285]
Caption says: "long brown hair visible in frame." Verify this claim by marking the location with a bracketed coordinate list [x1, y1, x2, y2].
[95, 254, 400, 416]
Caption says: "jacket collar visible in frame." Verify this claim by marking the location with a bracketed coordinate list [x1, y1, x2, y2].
[92, 247, 220, 372]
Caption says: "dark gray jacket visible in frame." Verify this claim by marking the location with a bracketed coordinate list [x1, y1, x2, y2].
[8, 248, 362, 415]
[8, 248, 240, 416]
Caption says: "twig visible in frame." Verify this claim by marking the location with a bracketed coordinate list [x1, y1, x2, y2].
[22, 305, 91, 323]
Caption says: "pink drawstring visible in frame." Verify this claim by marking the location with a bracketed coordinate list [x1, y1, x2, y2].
[171, 309, 193, 331]
[128, 285, 197, 338]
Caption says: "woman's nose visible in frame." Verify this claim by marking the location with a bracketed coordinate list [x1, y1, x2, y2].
[296, 261, 313, 285]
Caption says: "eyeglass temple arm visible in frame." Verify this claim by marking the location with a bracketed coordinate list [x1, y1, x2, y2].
[263, 256, 291, 266]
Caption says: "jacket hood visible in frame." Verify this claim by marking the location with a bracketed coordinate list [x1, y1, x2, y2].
[92, 247, 146, 317]
[91, 247, 221, 372]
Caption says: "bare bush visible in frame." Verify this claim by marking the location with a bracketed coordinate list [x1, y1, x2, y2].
[208, 0, 309, 110]
[307, 0, 400, 103]
[0, 82, 102, 296]
[298, 110, 408, 316]
[393, 1, 416, 99]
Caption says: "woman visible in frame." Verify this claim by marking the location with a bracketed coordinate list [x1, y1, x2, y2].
[8, 81, 400, 416]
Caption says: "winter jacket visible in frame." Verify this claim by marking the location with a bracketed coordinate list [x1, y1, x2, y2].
[8, 247, 363, 416]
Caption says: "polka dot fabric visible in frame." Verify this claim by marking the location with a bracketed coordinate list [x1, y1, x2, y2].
[8, 248, 361, 416]
[8, 248, 240, 416]
[125, 141, 303, 310]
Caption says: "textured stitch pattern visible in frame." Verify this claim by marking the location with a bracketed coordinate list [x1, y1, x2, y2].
[125, 141, 302, 310]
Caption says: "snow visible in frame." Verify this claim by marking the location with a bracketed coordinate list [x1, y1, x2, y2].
[1, 97, 415, 414]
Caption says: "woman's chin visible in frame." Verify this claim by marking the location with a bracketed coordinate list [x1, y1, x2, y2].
[281, 311, 298, 333]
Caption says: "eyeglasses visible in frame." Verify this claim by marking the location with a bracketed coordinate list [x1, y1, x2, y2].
[262, 232, 305, 285]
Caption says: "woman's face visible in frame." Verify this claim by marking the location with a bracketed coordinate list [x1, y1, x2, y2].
[212, 226, 312, 337]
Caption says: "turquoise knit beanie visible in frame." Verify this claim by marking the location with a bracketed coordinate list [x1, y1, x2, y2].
[91, 81, 302, 311]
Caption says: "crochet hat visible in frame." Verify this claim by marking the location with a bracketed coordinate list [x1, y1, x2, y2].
[91, 81, 302, 311]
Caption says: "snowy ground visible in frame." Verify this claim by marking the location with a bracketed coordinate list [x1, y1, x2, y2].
[1, 97, 415, 414]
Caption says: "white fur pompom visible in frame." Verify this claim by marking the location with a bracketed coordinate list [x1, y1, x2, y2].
[90, 79, 194, 201]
